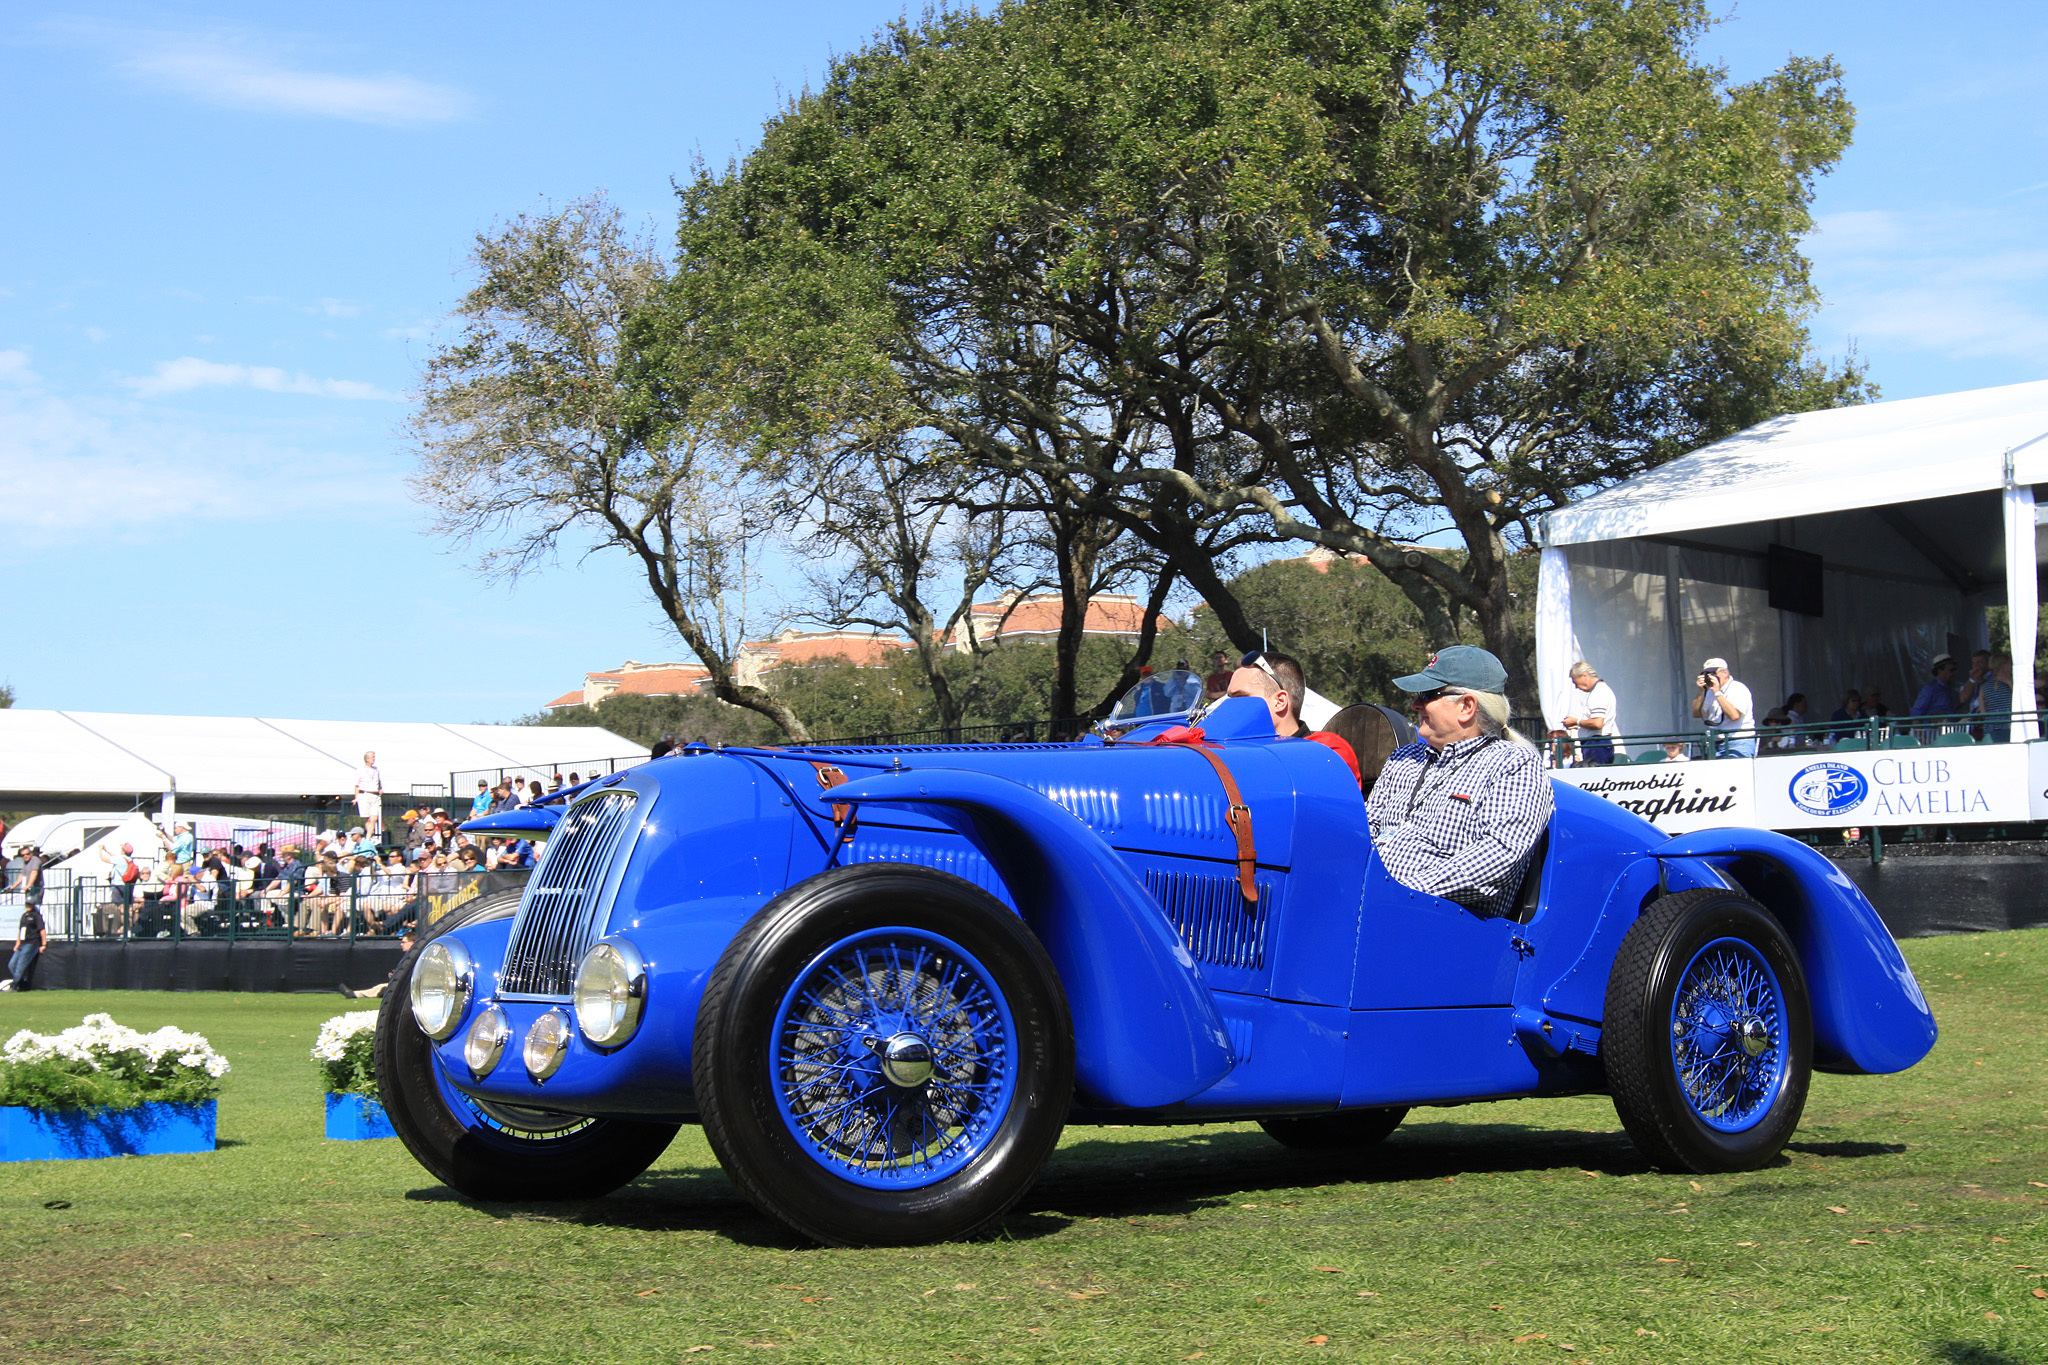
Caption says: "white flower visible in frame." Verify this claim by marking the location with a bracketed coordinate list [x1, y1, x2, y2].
[0, 1014, 227, 1078]
[311, 1010, 379, 1063]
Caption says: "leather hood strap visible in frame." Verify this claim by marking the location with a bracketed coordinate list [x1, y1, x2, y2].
[810, 762, 851, 825]
[1172, 744, 1260, 904]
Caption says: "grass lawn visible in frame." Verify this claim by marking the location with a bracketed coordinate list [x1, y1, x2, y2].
[0, 930, 2042, 1365]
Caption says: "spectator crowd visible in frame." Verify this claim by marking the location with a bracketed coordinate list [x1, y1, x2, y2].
[0, 773, 589, 957]
[1546, 649, 2026, 767]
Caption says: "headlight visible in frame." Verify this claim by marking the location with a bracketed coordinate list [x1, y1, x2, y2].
[410, 940, 474, 1041]
[524, 1009, 572, 1081]
[573, 938, 648, 1047]
[464, 1006, 510, 1078]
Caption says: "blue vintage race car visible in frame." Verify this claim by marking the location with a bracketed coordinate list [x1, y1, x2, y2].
[376, 693, 1938, 1246]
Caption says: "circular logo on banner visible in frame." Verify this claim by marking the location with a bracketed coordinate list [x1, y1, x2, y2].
[1788, 762, 1868, 817]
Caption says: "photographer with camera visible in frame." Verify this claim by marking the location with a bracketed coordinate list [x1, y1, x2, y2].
[1690, 657, 1755, 758]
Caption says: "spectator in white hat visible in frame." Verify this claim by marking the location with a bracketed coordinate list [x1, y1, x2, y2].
[1909, 654, 1960, 719]
[1691, 657, 1755, 758]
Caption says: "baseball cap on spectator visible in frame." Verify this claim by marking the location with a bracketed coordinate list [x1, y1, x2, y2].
[1930, 653, 1955, 671]
[1701, 657, 1728, 672]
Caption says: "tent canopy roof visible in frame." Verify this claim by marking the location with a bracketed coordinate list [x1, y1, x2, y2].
[1544, 380, 2048, 549]
[0, 710, 647, 799]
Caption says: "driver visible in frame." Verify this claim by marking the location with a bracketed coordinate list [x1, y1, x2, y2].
[1366, 646, 1551, 917]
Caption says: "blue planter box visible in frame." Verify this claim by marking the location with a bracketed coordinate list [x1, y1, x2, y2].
[325, 1091, 395, 1140]
[0, 1101, 217, 1162]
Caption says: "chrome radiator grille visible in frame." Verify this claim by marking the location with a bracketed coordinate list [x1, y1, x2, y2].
[501, 790, 639, 997]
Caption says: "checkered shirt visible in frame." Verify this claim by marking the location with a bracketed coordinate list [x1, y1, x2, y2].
[1365, 734, 1553, 918]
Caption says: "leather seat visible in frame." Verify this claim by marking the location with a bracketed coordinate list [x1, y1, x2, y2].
[1503, 826, 1550, 923]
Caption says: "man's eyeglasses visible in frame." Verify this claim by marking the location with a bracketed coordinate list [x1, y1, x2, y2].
[1409, 686, 1456, 709]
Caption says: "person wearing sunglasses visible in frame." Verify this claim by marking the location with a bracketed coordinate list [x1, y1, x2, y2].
[1365, 645, 1551, 918]
[1226, 648, 1360, 780]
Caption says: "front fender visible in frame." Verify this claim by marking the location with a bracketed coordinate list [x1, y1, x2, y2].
[833, 767, 1235, 1109]
[1655, 827, 1937, 1075]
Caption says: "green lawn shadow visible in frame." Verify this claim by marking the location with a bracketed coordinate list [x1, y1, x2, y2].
[395, 1117, 1907, 1247]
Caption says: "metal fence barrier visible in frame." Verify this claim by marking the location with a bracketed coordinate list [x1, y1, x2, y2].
[0, 868, 534, 945]
[448, 756, 640, 805]
[1542, 708, 2043, 767]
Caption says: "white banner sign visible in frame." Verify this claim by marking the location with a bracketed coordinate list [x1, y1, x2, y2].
[2019, 742, 2048, 821]
[1556, 743, 2037, 832]
[1752, 745, 2031, 827]
[1552, 761, 1754, 833]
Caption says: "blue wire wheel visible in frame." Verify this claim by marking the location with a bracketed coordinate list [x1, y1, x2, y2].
[770, 927, 1019, 1190]
[1667, 935, 1791, 1133]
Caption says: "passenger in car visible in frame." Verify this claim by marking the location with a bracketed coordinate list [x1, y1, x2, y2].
[1366, 646, 1551, 917]
[1227, 649, 1359, 781]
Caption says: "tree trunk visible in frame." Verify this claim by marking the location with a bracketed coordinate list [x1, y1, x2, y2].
[1473, 548, 1540, 724]
[1049, 548, 1089, 727]
[1089, 565, 1178, 716]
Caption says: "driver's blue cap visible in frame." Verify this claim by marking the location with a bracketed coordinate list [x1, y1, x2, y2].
[1393, 645, 1508, 694]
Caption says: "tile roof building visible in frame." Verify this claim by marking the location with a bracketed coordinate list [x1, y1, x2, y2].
[544, 660, 713, 712]
[944, 591, 1170, 651]
[544, 631, 911, 712]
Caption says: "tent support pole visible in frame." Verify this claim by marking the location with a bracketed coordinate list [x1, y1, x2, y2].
[2003, 478, 2038, 741]
[1665, 545, 1687, 733]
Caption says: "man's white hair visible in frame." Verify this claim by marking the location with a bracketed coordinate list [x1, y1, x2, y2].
[1450, 688, 1533, 746]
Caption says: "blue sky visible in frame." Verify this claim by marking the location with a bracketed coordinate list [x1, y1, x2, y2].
[3, 2, 2044, 722]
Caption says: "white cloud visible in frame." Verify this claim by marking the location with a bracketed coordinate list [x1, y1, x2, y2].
[309, 299, 363, 318]
[124, 356, 399, 401]
[58, 23, 470, 126]
[0, 350, 405, 540]
[1809, 205, 2048, 367]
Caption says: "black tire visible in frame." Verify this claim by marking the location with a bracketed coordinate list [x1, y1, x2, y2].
[694, 863, 1074, 1247]
[1603, 887, 1812, 1173]
[1259, 1107, 1409, 1150]
[375, 889, 680, 1201]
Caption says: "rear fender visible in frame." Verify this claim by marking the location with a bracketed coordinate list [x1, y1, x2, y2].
[833, 768, 1235, 1109]
[1654, 828, 1938, 1075]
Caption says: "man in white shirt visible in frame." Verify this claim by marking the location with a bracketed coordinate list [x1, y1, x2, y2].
[354, 751, 384, 839]
[1561, 661, 1624, 764]
[1691, 656, 1755, 758]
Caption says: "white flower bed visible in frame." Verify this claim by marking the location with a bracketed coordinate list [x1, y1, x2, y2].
[0, 1013, 230, 1110]
[3, 1014, 231, 1079]
[311, 1010, 379, 1063]
[313, 1010, 381, 1098]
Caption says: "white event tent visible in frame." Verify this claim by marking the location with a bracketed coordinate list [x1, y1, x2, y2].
[1535, 380, 2048, 747]
[0, 709, 647, 816]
